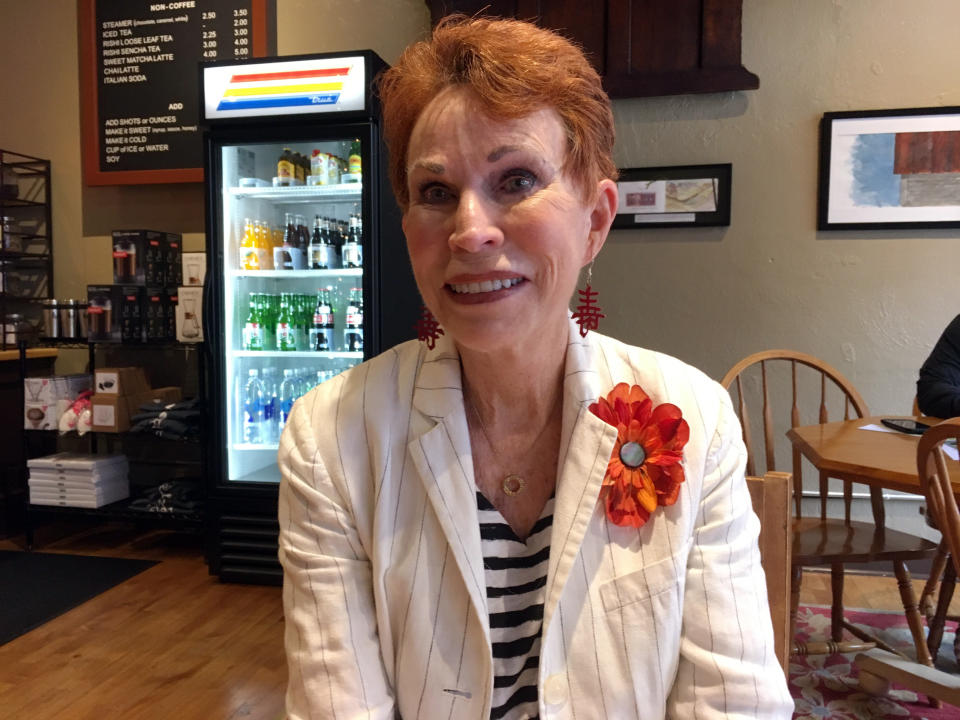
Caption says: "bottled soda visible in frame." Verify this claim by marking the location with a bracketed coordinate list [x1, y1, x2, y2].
[277, 148, 295, 186]
[348, 138, 362, 175]
[243, 368, 266, 444]
[275, 213, 295, 270]
[276, 293, 298, 351]
[278, 368, 298, 434]
[344, 287, 363, 352]
[310, 289, 334, 351]
[239, 218, 259, 270]
[242, 293, 264, 350]
[342, 215, 363, 268]
[296, 214, 310, 253]
[256, 220, 273, 270]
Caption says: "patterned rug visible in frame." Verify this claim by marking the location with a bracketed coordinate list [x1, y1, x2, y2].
[791, 605, 960, 719]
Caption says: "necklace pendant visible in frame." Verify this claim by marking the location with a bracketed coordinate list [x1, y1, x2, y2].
[502, 473, 526, 496]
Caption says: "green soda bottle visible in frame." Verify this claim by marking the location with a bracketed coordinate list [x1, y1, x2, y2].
[276, 293, 297, 351]
[242, 293, 264, 351]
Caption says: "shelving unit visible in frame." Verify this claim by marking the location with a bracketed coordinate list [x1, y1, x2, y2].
[19, 339, 206, 549]
[1, 149, 52, 349]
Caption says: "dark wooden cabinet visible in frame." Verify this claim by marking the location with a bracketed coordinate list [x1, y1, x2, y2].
[425, 0, 758, 98]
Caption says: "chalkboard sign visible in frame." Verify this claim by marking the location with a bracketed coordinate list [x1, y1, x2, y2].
[79, 0, 276, 185]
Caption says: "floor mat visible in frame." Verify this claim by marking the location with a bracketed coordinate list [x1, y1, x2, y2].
[0, 550, 156, 646]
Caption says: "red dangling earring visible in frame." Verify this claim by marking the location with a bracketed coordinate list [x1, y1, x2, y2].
[415, 304, 444, 349]
[572, 263, 604, 338]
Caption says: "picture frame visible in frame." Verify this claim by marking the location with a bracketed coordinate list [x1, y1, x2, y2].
[612, 163, 731, 229]
[817, 106, 960, 230]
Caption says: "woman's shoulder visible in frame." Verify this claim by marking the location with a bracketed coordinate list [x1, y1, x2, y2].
[592, 331, 722, 395]
[588, 331, 730, 433]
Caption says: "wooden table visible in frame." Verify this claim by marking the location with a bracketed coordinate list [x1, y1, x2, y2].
[789, 414, 960, 707]
[787, 415, 960, 496]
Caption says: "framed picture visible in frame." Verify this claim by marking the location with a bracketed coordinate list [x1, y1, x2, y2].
[612, 164, 731, 229]
[818, 106, 960, 230]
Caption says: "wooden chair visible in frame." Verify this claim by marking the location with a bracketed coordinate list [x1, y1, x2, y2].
[857, 417, 960, 706]
[721, 350, 940, 663]
[747, 471, 792, 676]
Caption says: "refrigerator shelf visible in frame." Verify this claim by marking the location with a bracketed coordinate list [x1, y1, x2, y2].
[228, 268, 362, 279]
[227, 184, 362, 203]
[233, 443, 279, 451]
[232, 350, 363, 359]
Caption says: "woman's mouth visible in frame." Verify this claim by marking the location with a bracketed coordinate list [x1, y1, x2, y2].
[447, 277, 524, 294]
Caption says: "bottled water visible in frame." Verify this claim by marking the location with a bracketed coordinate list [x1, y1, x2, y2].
[261, 367, 279, 443]
[278, 368, 298, 435]
[243, 368, 266, 444]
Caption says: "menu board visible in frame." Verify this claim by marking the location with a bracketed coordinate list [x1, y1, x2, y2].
[80, 0, 276, 185]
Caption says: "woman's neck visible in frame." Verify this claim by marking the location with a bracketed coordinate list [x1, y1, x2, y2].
[457, 316, 568, 433]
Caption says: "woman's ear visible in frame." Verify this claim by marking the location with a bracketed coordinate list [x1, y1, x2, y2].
[583, 178, 618, 265]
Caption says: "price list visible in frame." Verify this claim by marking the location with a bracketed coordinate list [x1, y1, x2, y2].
[86, 0, 274, 181]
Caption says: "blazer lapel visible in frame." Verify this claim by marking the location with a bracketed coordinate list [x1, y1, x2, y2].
[406, 337, 490, 637]
[543, 323, 618, 632]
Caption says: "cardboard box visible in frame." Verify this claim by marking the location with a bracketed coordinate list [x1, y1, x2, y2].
[176, 286, 203, 342]
[166, 233, 183, 287]
[182, 252, 206, 287]
[112, 229, 168, 286]
[23, 375, 92, 429]
[119, 286, 145, 343]
[24, 402, 55, 430]
[91, 394, 130, 432]
[87, 284, 122, 342]
[144, 287, 175, 341]
[94, 367, 149, 396]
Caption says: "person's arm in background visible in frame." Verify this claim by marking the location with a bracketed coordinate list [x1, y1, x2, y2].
[277, 394, 396, 720]
[918, 314, 960, 419]
[667, 387, 794, 719]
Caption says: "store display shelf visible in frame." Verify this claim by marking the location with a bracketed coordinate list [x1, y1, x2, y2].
[0, 197, 47, 209]
[227, 184, 362, 202]
[232, 350, 362, 359]
[233, 442, 280, 451]
[27, 498, 203, 526]
[0, 249, 50, 261]
[228, 268, 362, 279]
[0, 293, 46, 302]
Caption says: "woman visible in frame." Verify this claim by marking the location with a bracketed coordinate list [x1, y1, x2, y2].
[278, 16, 793, 720]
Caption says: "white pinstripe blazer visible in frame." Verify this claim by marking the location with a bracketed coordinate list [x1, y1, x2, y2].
[278, 318, 794, 719]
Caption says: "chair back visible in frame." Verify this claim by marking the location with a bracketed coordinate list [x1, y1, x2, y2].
[746, 471, 792, 676]
[720, 349, 870, 522]
[917, 418, 960, 575]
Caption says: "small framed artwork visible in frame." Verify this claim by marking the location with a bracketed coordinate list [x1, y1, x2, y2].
[818, 106, 960, 230]
[612, 163, 731, 229]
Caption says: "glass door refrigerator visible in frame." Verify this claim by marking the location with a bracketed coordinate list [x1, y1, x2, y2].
[200, 51, 419, 583]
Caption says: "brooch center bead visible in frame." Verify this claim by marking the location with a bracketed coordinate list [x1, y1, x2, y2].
[619, 441, 646, 468]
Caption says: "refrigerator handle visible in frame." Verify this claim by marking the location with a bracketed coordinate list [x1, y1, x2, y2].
[200, 273, 215, 368]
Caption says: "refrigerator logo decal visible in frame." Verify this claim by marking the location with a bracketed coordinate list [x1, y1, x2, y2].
[215, 66, 350, 112]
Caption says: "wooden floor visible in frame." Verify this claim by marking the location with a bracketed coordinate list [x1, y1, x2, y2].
[0, 523, 286, 720]
[1, 523, 957, 719]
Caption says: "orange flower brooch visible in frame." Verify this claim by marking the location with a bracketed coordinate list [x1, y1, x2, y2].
[589, 382, 690, 528]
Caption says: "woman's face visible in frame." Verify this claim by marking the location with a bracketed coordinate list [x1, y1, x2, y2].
[402, 87, 614, 355]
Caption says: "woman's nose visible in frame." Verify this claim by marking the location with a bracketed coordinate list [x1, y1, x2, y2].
[449, 191, 503, 252]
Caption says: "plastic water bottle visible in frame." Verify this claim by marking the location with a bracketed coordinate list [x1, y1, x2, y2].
[261, 367, 279, 443]
[243, 369, 265, 444]
[278, 369, 298, 435]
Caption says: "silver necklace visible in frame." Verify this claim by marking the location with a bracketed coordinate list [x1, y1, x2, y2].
[465, 391, 561, 497]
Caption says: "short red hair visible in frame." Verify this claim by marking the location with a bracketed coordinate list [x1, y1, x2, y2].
[377, 15, 617, 209]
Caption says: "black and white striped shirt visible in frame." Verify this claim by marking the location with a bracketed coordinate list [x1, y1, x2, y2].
[478, 491, 554, 720]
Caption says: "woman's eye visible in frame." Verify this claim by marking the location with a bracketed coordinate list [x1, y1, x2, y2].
[418, 183, 452, 204]
[500, 171, 537, 195]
